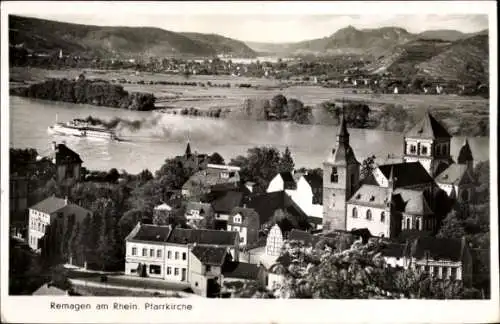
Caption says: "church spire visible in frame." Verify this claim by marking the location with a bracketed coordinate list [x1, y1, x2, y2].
[185, 141, 192, 156]
[457, 137, 473, 168]
[337, 107, 349, 145]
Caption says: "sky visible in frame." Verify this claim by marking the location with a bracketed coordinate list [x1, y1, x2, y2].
[5, 3, 490, 43]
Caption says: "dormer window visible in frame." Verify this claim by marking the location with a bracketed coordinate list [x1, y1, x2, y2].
[220, 172, 230, 179]
[331, 167, 338, 183]
[366, 209, 372, 220]
[233, 215, 242, 223]
[410, 145, 416, 154]
[369, 196, 375, 201]
[421, 146, 428, 155]
[356, 194, 361, 199]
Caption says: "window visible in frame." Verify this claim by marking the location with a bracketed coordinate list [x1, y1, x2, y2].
[461, 189, 469, 202]
[132, 247, 137, 256]
[331, 194, 336, 208]
[442, 267, 449, 279]
[130, 268, 137, 273]
[424, 265, 430, 273]
[182, 268, 186, 281]
[167, 267, 172, 275]
[167, 251, 172, 259]
[175, 252, 179, 260]
[233, 215, 241, 223]
[182, 252, 187, 260]
[421, 146, 428, 155]
[352, 207, 358, 218]
[380, 212, 385, 223]
[142, 248, 147, 257]
[406, 218, 411, 230]
[450, 267, 457, 280]
[416, 219, 421, 230]
[206, 265, 211, 272]
[149, 265, 161, 275]
[150, 249, 154, 257]
[433, 266, 439, 278]
[366, 209, 372, 220]
[174, 268, 179, 276]
[157, 249, 162, 258]
[410, 145, 416, 154]
[240, 237, 244, 243]
[331, 167, 338, 183]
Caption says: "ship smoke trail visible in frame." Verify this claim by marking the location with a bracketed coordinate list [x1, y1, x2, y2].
[84, 115, 161, 132]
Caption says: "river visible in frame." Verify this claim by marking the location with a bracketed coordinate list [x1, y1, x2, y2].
[9, 96, 490, 174]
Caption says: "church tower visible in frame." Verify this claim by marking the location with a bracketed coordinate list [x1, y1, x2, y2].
[403, 112, 453, 177]
[457, 138, 474, 169]
[322, 113, 360, 232]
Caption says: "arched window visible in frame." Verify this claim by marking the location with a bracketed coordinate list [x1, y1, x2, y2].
[406, 218, 411, 229]
[380, 211, 385, 222]
[366, 209, 372, 220]
[352, 207, 358, 218]
[416, 219, 420, 230]
[331, 167, 338, 183]
[331, 194, 336, 208]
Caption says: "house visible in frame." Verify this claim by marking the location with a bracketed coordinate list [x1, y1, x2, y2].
[265, 224, 285, 257]
[124, 223, 240, 283]
[380, 242, 406, 268]
[32, 282, 69, 296]
[182, 164, 241, 198]
[184, 202, 214, 228]
[227, 207, 260, 246]
[153, 203, 174, 220]
[267, 171, 323, 220]
[28, 196, 92, 255]
[189, 245, 229, 297]
[287, 229, 322, 247]
[404, 236, 473, 285]
[50, 142, 83, 183]
[178, 142, 209, 171]
[210, 191, 246, 229]
[266, 253, 291, 291]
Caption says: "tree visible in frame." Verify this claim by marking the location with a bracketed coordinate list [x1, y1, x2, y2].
[67, 222, 80, 265]
[437, 208, 466, 239]
[360, 155, 376, 180]
[270, 94, 288, 118]
[208, 152, 225, 165]
[229, 146, 282, 193]
[279, 147, 295, 173]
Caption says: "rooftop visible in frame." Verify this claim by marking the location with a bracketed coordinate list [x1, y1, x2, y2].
[222, 261, 259, 280]
[30, 196, 68, 214]
[54, 143, 83, 164]
[377, 162, 435, 188]
[348, 185, 389, 207]
[168, 228, 238, 246]
[288, 229, 321, 246]
[435, 163, 470, 185]
[191, 245, 228, 266]
[405, 112, 451, 140]
[211, 191, 244, 213]
[407, 237, 466, 262]
[393, 188, 434, 216]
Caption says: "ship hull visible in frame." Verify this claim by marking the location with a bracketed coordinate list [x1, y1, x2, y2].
[48, 123, 117, 140]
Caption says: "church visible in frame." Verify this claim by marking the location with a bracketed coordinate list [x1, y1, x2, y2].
[322, 112, 476, 238]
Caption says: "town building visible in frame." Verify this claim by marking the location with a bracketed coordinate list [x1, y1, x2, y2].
[322, 111, 473, 238]
[227, 207, 260, 246]
[50, 142, 83, 183]
[184, 201, 214, 228]
[182, 164, 241, 198]
[28, 196, 92, 253]
[178, 142, 209, 171]
[124, 223, 240, 282]
[188, 245, 229, 297]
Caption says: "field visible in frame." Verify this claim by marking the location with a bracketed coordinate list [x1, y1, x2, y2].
[10, 67, 490, 135]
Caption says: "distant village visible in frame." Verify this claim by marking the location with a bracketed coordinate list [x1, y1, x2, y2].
[10, 111, 488, 298]
[9, 46, 489, 98]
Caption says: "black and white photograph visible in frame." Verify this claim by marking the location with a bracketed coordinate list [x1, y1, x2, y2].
[1, 1, 498, 323]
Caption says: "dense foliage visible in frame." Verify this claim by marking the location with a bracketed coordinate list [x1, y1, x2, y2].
[11, 78, 156, 111]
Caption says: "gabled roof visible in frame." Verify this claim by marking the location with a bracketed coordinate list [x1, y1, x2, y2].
[435, 163, 470, 185]
[191, 245, 228, 266]
[407, 237, 466, 262]
[167, 228, 238, 246]
[393, 189, 434, 216]
[32, 283, 67, 296]
[211, 191, 244, 213]
[457, 139, 474, 164]
[56, 204, 92, 221]
[347, 185, 389, 207]
[54, 144, 83, 164]
[127, 224, 172, 243]
[405, 112, 451, 139]
[30, 196, 67, 214]
[378, 162, 434, 188]
[246, 191, 309, 227]
[222, 261, 259, 280]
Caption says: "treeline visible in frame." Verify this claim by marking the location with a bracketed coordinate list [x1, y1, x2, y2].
[10, 78, 156, 111]
[232, 94, 313, 124]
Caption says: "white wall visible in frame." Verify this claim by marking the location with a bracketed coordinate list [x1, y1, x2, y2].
[384, 256, 405, 268]
[266, 225, 284, 256]
[28, 209, 51, 251]
[267, 175, 284, 193]
[125, 241, 166, 279]
[346, 204, 390, 237]
[287, 177, 314, 215]
[164, 244, 190, 282]
[267, 273, 284, 291]
[228, 222, 247, 246]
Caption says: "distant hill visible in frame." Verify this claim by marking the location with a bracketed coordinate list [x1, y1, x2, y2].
[416, 29, 489, 42]
[9, 15, 257, 59]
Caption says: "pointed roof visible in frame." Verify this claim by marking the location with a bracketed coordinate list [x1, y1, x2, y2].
[405, 112, 451, 139]
[457, 138, 474, 164]
[326, 144, 359, 166]
[377, 162, 434, 188]
[435, 163, 471, 185]
[185, 142, 192, 156]
[338, 110, 349, 138]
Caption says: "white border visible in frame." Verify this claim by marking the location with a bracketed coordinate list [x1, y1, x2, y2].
[1, 2, 498, 324]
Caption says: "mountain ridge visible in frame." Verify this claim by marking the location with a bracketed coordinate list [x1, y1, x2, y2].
[9, 15, 257, 59]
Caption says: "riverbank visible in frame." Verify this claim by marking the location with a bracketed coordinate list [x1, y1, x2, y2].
[10, 67, 490, 136]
